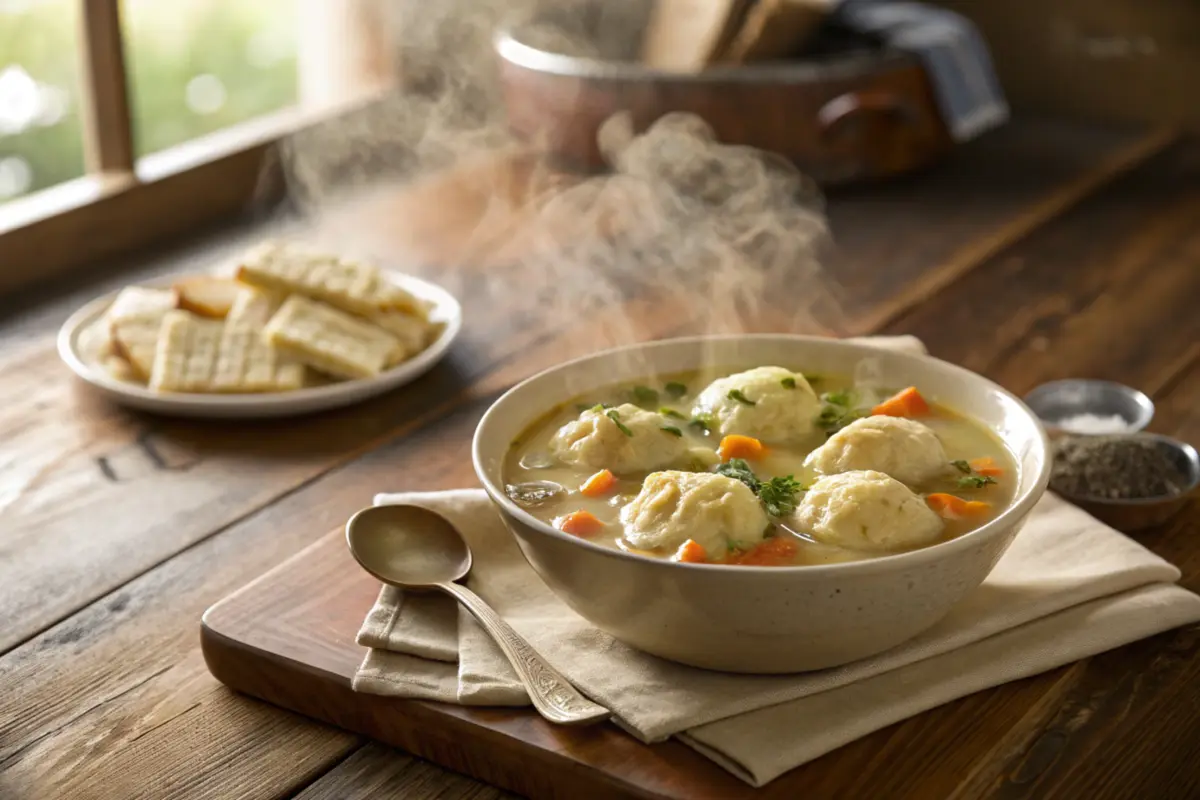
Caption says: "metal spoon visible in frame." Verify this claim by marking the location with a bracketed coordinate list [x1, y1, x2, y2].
[345, 503, 611, 726]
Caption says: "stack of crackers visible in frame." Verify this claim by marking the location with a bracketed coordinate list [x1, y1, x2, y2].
[101, 241, 441, 394]
[640, 0, 832, 71]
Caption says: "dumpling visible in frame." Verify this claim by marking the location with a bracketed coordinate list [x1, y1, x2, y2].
[692, 366, 819, 443]
[620, 470, 769, 556]
[804, 415, 948, 487]
[789, 470, 943, 552]
[550, 403, 688, 474]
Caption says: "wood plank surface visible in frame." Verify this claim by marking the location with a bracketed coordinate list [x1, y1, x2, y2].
[0, 119, 1157, 654]
[1, 119, 1196, 799]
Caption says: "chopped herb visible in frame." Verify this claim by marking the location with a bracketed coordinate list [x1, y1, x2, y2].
[759, 475, 804, 517]
[821, 389, 854, 407]
[715, 458, 760, 492]
[660, 425, 683, 437]
[605, 409, 633, 437]
[957, 474, 998, 489]
[660, 408, 687, 420]
[589, 403, 613, 413]
[728, 389, 757, 406]
[631, 385, 659, 406]
[814, 388, 865, 434]
[781, 376, 797, 389]
[815, 404, 865, 434]
[689, 412, 716, 433]
[664, 382, 688, 399]
[714, 459, 805, 517]
[950, 459, 972, 474]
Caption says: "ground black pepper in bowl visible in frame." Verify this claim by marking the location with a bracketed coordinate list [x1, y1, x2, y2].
[1051, 435, 1188, 500]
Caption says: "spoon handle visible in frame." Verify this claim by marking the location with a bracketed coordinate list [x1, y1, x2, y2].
[439, 581, 611, 726]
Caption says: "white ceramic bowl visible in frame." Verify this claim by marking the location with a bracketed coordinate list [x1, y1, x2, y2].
[472, 335, 1051, 673]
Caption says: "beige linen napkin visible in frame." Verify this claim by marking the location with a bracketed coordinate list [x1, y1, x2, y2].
[352, 337, 1200, 786]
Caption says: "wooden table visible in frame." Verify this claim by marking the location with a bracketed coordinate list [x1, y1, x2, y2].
[2, 117, 1199, 800]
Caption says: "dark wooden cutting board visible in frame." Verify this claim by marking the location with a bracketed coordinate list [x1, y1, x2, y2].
[202, 525, 1076, 799]
[201, 528, 779, 799]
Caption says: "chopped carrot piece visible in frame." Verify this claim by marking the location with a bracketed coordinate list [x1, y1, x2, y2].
[556, 510, 604, 538]
[926, 493, 991, 520]
[579, 469, 616, 497]
[969, 457, 1004, 477]
[726, 536, 799, 566]
[673, 539, 708, 563]
[872, 386, 930, 418]
[717, 434, 766, 462]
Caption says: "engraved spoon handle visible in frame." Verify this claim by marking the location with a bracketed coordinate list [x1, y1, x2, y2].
[438, 581, 611, 726]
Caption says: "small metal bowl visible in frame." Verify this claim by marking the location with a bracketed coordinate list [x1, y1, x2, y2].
[1051, 433, 1200, 532]
[1024, 379, 1154, 436]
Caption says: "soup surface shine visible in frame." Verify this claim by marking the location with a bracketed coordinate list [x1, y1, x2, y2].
[504, 366, 1016, 567]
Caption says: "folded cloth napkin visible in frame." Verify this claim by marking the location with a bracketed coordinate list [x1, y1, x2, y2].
[353, 336, 1200, 787]
[833, 1, 1009, 142]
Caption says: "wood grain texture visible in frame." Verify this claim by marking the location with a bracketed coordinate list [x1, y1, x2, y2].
[0, 119, 1151, 654]
[292, 743, 514, 800]
[0, 120, 1196, 799]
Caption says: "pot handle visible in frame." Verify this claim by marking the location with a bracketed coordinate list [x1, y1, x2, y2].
[817, 90, 917, 142]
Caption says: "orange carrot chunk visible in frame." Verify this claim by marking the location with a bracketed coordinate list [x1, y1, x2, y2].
[673, 539, 709, 563]
[717, 434, 766, 462]
[872, 386, 930, 418]
[727, 536, 799, 566]
[969, 457, 1004, 477]
[556, 510, 604, 538]
[926, 493, 991, 520]
[579, 469, 616, 497]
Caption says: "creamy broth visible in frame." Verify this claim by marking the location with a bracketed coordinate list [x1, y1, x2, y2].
[504, 368, 1017, 566]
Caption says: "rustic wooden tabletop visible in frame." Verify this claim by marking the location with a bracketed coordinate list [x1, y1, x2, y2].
[2, 116, 1198, 800]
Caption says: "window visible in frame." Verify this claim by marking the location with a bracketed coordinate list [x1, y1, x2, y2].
[122, 0, 298, 157]
[0, 0, 392, 296]
[0, 0, 85, 201]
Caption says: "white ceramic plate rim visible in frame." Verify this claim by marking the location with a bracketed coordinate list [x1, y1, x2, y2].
[473, 333, 1052, 577]
[57, 271, 463, 417]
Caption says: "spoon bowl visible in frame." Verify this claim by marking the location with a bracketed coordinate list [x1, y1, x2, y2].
[346, 504, 472, 589]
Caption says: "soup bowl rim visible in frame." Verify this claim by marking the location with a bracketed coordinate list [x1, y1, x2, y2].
[472, 334, 1052, 577]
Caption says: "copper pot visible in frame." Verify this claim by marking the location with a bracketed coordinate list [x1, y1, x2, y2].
[494, 17, 953, 184]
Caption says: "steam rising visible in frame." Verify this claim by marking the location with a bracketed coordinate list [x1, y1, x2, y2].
[278, 0, 847, 381]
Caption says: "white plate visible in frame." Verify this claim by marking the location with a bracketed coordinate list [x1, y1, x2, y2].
[57, 272, 463, 419]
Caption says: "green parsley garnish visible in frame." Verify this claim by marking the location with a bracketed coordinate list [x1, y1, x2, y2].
[660, 425, 683, 437]
[714, 459, 805, 517]
[689, 412, 716, 433]
[950, 460, 972, 474]
[715, 458, 760, 492]
[957, 474, 998, 489]
[814, 389, 864, 434]
[665, 382, 688, 399]
[728, 389, 756, 406]
[781, 376, 797, 389]
[605, 409, 633, 437]
[631, 385, 659, 406]
[821, 389, 854, 407]
[759, 475, 805, 517]
[660, 408, 687, 420]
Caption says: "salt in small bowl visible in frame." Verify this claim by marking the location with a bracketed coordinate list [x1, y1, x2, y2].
[1024, 379, 1154, 436]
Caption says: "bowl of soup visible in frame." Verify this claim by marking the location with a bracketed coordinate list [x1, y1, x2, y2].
[472, 335, 1050, 673]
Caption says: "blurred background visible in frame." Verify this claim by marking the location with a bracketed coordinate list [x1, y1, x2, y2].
[0, 0, 391, 201]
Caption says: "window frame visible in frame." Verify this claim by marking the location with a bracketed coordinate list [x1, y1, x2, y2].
[0, 0, 383, 297]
